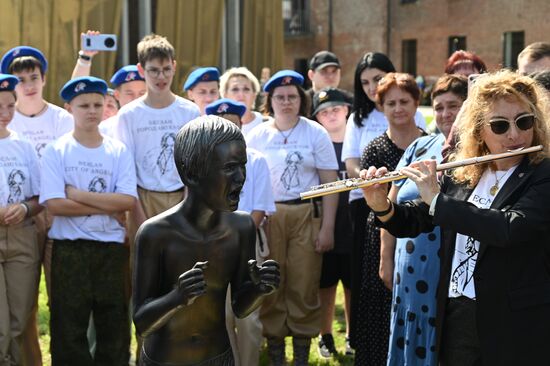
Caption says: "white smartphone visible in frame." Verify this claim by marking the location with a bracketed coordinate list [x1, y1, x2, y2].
[81, 34, 117, 52]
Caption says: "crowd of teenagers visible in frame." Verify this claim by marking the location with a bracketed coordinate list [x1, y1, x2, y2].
[1, 29, 550, 366]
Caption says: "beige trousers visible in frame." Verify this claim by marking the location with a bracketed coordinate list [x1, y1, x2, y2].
[0, 220, 40, 365]
[260, 202, 323, 339]
[22, 209, 52, 366]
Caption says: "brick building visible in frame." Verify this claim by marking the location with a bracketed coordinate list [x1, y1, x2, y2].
[283, 0, 550, 91]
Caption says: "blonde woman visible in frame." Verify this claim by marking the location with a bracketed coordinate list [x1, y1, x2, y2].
[219, 66, 268, 137]
[361, 70, 550, 366]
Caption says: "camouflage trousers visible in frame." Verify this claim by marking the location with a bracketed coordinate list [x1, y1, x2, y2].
[50, 239, 130, 366]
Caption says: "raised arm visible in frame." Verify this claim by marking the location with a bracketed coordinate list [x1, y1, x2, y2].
[360, 165, 435, 238]
[71, 30, 99, 79]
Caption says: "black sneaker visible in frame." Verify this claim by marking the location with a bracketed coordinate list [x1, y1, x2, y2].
[318, 333, 337, 358]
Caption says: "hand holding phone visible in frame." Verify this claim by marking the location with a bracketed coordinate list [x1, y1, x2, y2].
[81, 33, 117, 52]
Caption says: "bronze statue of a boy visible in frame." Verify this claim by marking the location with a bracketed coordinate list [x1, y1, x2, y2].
[133, 116, 280, 365]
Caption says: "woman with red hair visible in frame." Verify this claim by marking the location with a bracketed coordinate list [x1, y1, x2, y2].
[445, 50, 487, 76]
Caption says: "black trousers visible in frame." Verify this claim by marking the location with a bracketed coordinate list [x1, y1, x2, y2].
[50, 239, 130, 366]
[440, 296, 482, 366]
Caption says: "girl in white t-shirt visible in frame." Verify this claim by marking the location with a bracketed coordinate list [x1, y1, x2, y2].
[342, 53, 426, 351]
[246, 70, 338, 365]
[0, 74, 42, 364]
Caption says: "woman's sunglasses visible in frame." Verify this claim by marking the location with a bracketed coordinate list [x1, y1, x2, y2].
[487, 113, 535, 135]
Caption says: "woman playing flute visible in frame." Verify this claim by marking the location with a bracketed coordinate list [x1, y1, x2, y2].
[361, 70, 550, 366]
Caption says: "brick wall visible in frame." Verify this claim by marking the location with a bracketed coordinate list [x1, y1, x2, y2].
[284, 0, 550, 91]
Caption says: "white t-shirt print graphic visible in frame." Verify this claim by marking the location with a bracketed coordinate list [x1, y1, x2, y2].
[142, 132, 176, 176]
[280, 151, 303, 190]
[449, 166, 517, 299]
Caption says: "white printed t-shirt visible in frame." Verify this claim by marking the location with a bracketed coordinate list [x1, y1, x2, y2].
[238, 148, 276, 215]
[0, 131, 40, 206]
[10, 103, 74, 159]
[39, 134, 137, 243]
[448, 165, 517, 299]
[115, 96, 200, 192]
[342, 109, 426, 202]
[246, 117, 338, 201]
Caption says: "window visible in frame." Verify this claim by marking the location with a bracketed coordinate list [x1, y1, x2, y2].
[449, 36, 467, 56]
[283, 0, 310, 36]
[502, 31, 525, 69]
[402, 39, 417, 76]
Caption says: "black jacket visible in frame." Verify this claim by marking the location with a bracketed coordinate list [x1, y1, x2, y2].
[379, 157, 550, 366]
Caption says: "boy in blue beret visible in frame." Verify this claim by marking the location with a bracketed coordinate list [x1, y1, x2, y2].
[1, 46, 74, 157]
[205, 98, 246, 124]
[184, 67, 220, 115]
[100, 66, 146, 136]
[1, 44, 74, 364]
[0, 74, 43, 365]
[110, 65, 146, 106]
[41, 76, 137, 364]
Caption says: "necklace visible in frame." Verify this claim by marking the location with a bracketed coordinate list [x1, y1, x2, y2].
[274, 120, 299, 144]
[17, 102, 47, 118]
[489, 170, 508, 196]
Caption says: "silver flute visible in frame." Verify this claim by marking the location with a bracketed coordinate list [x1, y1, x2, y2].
[300, 145, 544, 200]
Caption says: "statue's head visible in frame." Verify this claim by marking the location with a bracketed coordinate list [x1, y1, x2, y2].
[175, 115, 247, 211]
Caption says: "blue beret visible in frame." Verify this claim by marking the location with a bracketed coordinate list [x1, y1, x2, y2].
[0, 74, 18, 91]
[110, 65, 144, 87]
[183, 67, 220, 91]
[205, 98, 246, 118]
[263, 70, 304, 93]
[1, 46, 48, 74]
[60, 76, 108, 102]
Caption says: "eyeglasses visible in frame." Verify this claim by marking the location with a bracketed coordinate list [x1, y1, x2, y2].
[144, 67, 174, 78]
[272, 94, 299, 103]
[487, 113, 535, 135]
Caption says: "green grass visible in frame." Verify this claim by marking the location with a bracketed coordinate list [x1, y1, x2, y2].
[38, 274, 353, 365]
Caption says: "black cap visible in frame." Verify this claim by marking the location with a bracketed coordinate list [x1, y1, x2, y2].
[309, 51, 340, 71]
[312, 87, 350, 116]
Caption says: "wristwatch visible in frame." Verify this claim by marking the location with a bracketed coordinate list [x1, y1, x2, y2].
[78, 50, 92, 62]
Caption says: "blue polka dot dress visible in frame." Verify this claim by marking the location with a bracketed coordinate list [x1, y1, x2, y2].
[387, 134, 444, 366]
